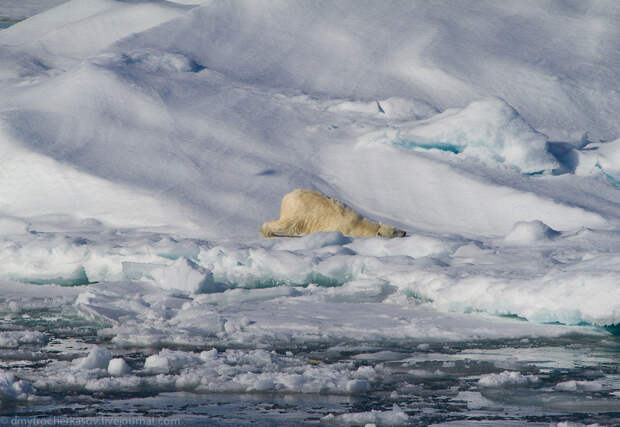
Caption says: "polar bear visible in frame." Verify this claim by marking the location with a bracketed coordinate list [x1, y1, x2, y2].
[261, 189, 406, 238]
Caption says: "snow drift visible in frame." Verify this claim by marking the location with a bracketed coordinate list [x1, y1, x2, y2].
[387, 97, 558, 173]
[1, 0, 619, 238]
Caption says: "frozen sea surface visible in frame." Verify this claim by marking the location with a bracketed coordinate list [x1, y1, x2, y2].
[0, 0, 619, 425]
[0, 230, 617, 425]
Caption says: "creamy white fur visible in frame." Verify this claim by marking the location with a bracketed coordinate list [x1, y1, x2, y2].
[261, 189, 405, 238]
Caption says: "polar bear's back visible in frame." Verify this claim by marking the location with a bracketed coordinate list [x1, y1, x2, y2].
[280, 189, 362, 229]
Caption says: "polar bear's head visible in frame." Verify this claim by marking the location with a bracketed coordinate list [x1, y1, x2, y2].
[377, 224, 406, 238]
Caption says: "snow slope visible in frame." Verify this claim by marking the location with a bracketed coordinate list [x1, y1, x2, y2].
[1, 0, 619, 238]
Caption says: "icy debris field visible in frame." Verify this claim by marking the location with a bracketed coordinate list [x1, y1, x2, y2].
[1, 0, 620, 425]
[0, 229, 618, 425]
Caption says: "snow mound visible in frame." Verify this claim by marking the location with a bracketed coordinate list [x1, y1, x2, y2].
[554, 380, 604, 392]
[0, 370, 35, 405]
[144, 349, 204, 374]
[504, 220, 560, 245]
[322, 404, 410, 426]
[0, 331, 48, 348]
[197, 243, 347, 289]
[73, 346, 112, 370]
[268, 231, 352, 252]
[595, 138, 620, 179]
[0, 370, 36, 401]
[107, 358, 131, 377]
[575, 138, 620, 184]
[0, 0, 186, 60]
[347, 234, 454, 258]
[387, 97, 557, 173]
[150, 257, 217, 295]
[478, 371, 539, 387]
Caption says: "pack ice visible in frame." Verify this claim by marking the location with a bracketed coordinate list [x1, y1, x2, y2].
[0, 0, 619, 423]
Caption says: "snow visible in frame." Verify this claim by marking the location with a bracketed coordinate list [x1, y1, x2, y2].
[73, 346, 112, 370]
[575, 138, 620, 184]
[29, 347, 385, 396]
[149, 257, 216, 295]
[322, 404, 410, 426]
[8, 230, 597, 328]
[0, 0, 187, 60]
[0, 216, 28, 235]
[0, 371, 36, 402]
[0, 331, 48, 348]
[552, 423, 604, 427]
[0, 0, 619, 423]
[0, 1, 68, 21]
[145, 350, 196, 374]
[478, 371, 539, 387]
[107, 358, 131, 377]
[2, 0, 619, 239]
[0, 227, 617, 349]
[554, 380, 604, 392]
[378, 97, 557, 173]
[594, 138, 620, 178]
[504, 220, 560, 245]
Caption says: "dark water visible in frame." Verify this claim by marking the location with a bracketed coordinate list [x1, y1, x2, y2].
[0, 307, 618, 426]
[0, 19, 20, 29]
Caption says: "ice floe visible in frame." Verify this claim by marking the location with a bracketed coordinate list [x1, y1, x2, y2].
[0, 371, 36, 402]
[107, 358, 131, 377]
[478, 371, 539, 387]
[322, 404, 410, 426]
[0, 331, 48, 348]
